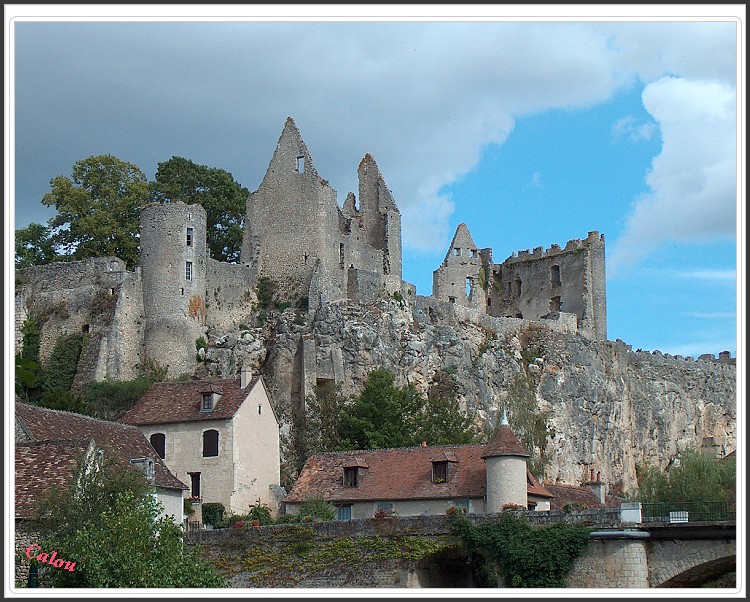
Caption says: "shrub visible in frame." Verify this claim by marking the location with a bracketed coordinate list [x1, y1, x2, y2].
[297, 496, 336, 522]
[247, 499, 273, 525]
[201, 502, 225, 527]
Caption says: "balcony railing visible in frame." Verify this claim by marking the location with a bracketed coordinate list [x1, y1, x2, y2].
[639, 500, 735, 523]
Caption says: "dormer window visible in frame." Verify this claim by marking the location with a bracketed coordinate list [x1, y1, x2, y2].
[200, 385, 223, 412]
[344, 467, 358, 487]
[343, 457, 369, 487]
[431, 451, 458, 483]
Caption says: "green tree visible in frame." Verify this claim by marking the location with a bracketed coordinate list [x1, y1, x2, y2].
[150, 156, 248, 262]
[420, 369, 476, 445]
[42, 154, 148, 267]
[15, 222, 57, 269]
[35, 460, 225, 588]
[306, 381, 348, 454]
[338, 369, 423, 450]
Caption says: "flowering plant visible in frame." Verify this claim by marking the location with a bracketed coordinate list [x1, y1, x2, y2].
[229, 520, 245, 529]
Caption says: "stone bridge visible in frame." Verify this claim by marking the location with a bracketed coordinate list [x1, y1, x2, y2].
[188, 511, 736, 589]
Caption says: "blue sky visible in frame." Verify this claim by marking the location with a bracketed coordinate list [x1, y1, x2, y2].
[5, 6, 743, 360]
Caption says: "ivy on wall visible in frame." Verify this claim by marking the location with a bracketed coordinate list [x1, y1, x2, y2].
[447, 510, 591, 587]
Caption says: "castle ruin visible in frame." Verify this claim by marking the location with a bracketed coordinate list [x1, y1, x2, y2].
[17, 117, 609, 380]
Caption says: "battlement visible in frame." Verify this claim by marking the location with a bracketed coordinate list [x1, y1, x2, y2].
[506, 231, 603, 263]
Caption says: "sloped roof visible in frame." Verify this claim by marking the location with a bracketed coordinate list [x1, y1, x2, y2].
[16, 403, 187, 491]
[284, 442, 553, 505]
[119, 377, 261, 426]
[15, 438, 93, 519]
[527, 471, 554, 499]
[543, 483, 603, 510]
[482, 423, 529, 459]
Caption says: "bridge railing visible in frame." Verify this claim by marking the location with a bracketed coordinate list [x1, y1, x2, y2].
[638, 500, 735, 523]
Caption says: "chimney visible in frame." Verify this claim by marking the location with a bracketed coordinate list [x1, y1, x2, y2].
[421, 441, 427, 447]
[241, 365, 253, 389]
[585, 471, 606, 504]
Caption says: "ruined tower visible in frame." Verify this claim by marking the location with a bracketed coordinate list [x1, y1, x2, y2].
[241, 117, 409, 308]
[140, 201, 207, 378]
[432, 225, 607, 340]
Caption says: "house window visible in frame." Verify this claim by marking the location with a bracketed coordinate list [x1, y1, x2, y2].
[150, 433, 166, 459]
[344, 467, 359, 487]
[201, 393, 213, 412]
[376, 502, 394, 511]
[185, 261, 193, 281]
[186, 227, 194, 247]
[452, 500, 469, 512]
[188, 472, 201, 499]
[337, 505, 352, 521]
[433, 461, 448, 483]
[203, 429, 219, 457]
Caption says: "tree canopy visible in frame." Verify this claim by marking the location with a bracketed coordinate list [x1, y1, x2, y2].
[41, 154, 149, 267]
[34, 460, 225, 588]
[150, 156, 248, 262]
[15, 222, 56, 270]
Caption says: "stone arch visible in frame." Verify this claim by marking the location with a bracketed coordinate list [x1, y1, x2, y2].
[649, 541, 735, 587]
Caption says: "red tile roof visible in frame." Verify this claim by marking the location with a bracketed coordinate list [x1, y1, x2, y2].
[15, 438, 93, 519]
[16, 403, 187, 491]
[482, 423, 529, 459]
[527, 471, 554, 499]
[284, 442, 553, 505]
[543, 483, 603, 510]
[119, 377, 261, 426]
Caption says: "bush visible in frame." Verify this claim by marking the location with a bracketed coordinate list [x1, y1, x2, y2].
[297, 496, 336, 522]
[201, 502, 225, 527]
[247, 499, 273, 525]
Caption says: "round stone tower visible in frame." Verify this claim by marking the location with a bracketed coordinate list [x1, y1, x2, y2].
[140, 201, 207, 378]
[482, 412, 530, 512]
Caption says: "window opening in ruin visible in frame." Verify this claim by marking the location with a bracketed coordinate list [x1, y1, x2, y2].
[188, 472, 201, 498]
[297, 155, 304, 173]
[453, 248, 461, 257]
[487, 298, 492, 307]
[515, 312, 523, 319]
[448, 296, 456, 304]
[551, 264, 561, 286]
[258, 404, 262, 415]
[180, 288, 184, 296]
[201, 393, 212, 412]
[185, 261, 193, 281]
[203, 429, 219, 457]
[465, 277, 472, 298]
[337, 505, 352, 521]
[514, 277, 522, 297]
[433, 461, 448, 483]
[186, 227, 194, 247]
[109, 288, 115, 295]
[150, 433, 166, 459]
[344, 467, 358, 487]
[303, 252, 309, 264]
[82, 324, 90, 334]
[187, 213, 192, 221]
[339, 243, 345, 268]
[550, 296, 562, 312]
[471, 249, 478, 258]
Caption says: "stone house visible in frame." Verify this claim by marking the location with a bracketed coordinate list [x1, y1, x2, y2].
[14, 405, 188, 585]
[283, 416, 570, 520]
[120, 367, 282, 522]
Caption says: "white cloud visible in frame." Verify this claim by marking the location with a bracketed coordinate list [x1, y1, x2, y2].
[682, 311, 735, 320]
[608, 76, 737, 274]
[612, 116, 656, 142]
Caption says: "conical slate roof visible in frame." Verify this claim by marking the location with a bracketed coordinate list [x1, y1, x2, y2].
[481, 417, 529, 459]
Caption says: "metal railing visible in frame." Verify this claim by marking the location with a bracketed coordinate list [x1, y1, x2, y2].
[639, 500, 735, 523]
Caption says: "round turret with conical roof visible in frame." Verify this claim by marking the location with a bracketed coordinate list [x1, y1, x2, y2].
[483, 411, 529, 512]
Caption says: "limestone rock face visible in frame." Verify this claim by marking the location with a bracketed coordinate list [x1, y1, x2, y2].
[201, 297, 736, 494]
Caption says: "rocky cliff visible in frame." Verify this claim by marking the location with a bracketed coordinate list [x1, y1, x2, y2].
[198, 296, 736, 495]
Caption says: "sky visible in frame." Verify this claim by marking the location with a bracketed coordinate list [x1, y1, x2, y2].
[5, 5, 744, 360]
